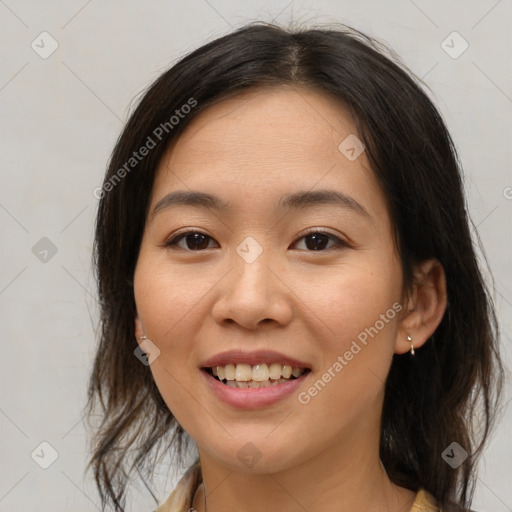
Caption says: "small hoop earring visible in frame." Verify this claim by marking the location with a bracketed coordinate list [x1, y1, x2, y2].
[407, 335, 415, 355]
[138, 335, 148, 341]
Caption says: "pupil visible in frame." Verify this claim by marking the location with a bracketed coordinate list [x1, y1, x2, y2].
[306, 233, 328, 250]
[187, 233, 208, 250]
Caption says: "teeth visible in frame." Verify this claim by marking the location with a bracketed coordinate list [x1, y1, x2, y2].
[268, 363, 282, 379]
[225, 377, 295, 388]
[252, 364, 269, 381]
[212, 363, 307, 383]
[281, 365, 292, 379]
[224, 363, 236, 381]
[235, 364, 252, 381]
[291, 367, 303, 378]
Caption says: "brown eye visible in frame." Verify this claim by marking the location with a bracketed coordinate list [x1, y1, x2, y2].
[166, 231, 217, 251]
[291, 231, 346, 251]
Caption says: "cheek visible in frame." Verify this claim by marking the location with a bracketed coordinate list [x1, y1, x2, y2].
[300, 257, 401, 336]
[298, 259, 402, 391]
[134, 254, 215, 340]
[291, 273, 401, 454]
[133, 253, 219, 425]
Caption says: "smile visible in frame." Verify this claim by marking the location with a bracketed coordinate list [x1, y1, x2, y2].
[205, 363, 310, 388]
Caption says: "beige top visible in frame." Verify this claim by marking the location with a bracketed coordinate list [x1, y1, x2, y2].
[155, 462, 440, 512]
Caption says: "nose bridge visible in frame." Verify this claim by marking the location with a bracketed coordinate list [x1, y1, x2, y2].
[235, 234, 266, 265]
[230, 237, 275, 303]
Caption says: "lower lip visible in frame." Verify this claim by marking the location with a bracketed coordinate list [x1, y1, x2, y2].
[201, 369, 310, 409]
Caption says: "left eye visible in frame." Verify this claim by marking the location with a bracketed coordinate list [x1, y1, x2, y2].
[291, 231, 346, 251]
[165, 230, 346, 252]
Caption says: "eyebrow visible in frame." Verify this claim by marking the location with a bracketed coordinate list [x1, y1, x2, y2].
[151, 189, 370, 218]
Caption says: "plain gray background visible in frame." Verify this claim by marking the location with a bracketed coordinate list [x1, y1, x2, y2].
[0, 1, 511, 510]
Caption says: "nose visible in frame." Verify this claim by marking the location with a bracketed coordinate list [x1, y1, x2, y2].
[211, 250, 294, 330]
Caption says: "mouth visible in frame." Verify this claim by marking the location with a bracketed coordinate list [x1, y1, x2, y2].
[200, 351, 312, 408]
[202, 363, 311, 389]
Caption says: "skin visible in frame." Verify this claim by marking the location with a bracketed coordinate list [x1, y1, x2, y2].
[133, 85, 447, 512]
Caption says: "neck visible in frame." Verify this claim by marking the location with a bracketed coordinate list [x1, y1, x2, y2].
[193, 425, 415, 512]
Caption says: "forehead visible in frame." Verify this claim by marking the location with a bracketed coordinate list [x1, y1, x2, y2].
[162, 86, 355, 171]
[152, 86, 387, 222]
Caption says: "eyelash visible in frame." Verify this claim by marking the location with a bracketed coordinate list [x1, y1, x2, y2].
[164, 228, 349, 252]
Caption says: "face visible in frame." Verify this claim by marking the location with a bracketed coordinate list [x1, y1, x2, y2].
[133, 86, 406, 474]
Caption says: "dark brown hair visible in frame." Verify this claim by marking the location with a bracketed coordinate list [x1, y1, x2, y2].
[86, 22, 504, 511]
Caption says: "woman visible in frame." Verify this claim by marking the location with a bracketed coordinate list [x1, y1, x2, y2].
[86, 23, 504, 512]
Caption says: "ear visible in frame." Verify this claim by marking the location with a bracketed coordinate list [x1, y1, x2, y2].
[395, 258, 447, 354]
[135, 315, 145, 344]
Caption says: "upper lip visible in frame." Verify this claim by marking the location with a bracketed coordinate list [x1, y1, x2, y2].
[200, 349, 310, 369]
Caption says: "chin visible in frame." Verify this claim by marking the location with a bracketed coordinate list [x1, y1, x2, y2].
[198, 433, 312, 475]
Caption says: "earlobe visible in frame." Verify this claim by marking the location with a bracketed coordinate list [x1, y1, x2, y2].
[395, 259, 447, 354]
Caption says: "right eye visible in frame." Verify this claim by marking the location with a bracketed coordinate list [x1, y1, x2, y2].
[164, 230, 218, 251]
